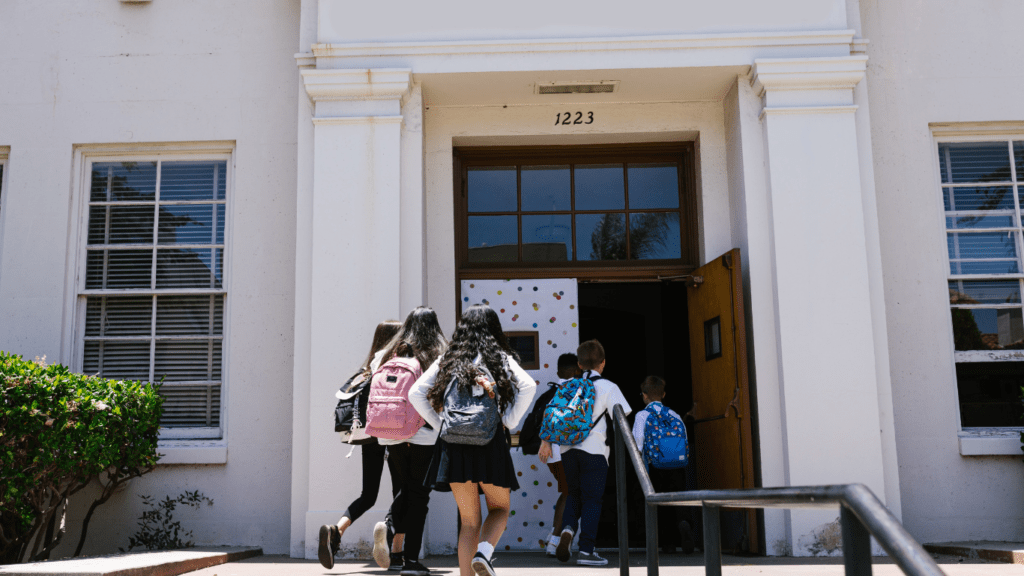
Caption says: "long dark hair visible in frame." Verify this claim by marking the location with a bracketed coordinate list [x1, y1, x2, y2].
[360, 320, 402, 372]
[377, 307, 447, 370]
[429, 305, 518, 413]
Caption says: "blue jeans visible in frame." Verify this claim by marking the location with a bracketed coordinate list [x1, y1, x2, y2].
[559, 449, 608, 554]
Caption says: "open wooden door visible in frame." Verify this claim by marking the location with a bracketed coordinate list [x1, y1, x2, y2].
[686, 248, 758, 553]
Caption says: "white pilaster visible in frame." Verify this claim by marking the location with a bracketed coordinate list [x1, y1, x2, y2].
[297, 67, 412, 559]
[752, 56, 890, 555]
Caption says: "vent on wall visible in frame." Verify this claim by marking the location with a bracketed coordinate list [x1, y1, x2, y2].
[536, 81, 619, 95]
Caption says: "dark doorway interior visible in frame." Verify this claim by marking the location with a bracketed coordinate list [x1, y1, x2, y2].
[577, 281, 695, 550]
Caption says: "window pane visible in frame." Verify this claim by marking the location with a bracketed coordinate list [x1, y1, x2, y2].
[938, 142, 1012, 183]
[90, 162, 157, 202]
[943, 186, 1014, 212]
[88, 205, 155, 245]
[1013, 142, 1024, 181]
[155, 340, 222, 381]
[522, 214, 571, 262]
[468, 167, 517, 212]
[521, 165, 570, 212]
[160, 384, 221, 428]
[158, 205, 219, 245]
[160, 161, 226, 201]
[83, 340, 151, 380]
[576, 213, 626, 261]
[155, 248, 218, 288]
[467, 215, 518, 263]
[949, 280, 1021, 305]
[950, 307, 1024, 350]
[946, 214, 1015, 230]
[629, 212, 681, 259]
[947, 231, 1020, 274]
[85, 249, 153, 289]
[956, 363, 1024, 427]
[156, 295, 224, 335]
[85, 296, 152, 336]
[628, 163, 679, 209]
[575, 164, 624, 210]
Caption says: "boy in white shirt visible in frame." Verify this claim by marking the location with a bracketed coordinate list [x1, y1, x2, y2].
[631, 375, 695, 555]
[539, 340, 631, 566]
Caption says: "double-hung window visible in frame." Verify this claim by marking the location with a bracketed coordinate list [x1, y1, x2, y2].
[940, 140, 1024, 430]
[78, 156, 229, 440]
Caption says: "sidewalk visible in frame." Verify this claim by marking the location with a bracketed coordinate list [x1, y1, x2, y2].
[182, 551, 1023, 576]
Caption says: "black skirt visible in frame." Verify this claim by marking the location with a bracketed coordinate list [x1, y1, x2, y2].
[425, 425, 520, 492]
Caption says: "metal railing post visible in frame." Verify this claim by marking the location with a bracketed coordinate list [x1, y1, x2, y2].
[615, 423, 629, 576]
[703, 504, 722, 576]
[841, 505, 873, 576]
[646, 503, 660, 576]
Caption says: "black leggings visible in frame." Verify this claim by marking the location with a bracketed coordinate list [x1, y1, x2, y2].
[342, 440, 400, 523]
[386, 441, 434, 563]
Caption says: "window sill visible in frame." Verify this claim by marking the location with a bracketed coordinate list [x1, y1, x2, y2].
[157, 441, 227, 465]
[958, 428, 1024, 456]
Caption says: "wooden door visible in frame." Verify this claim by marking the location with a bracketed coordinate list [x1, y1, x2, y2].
[686, 248, 757, 552]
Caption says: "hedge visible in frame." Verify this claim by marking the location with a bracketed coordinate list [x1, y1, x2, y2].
[0, 352, 163, 563]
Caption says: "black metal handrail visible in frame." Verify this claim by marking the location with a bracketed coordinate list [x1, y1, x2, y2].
[612, 405, 945, 576]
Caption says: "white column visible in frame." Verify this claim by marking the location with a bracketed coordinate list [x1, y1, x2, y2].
[296, 67, 413, 559]
[752, 56, 891, 555]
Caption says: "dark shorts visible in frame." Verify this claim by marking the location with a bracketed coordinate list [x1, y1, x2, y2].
[547, 461, 567, 494]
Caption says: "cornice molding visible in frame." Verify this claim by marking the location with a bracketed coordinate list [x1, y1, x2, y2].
[750, 56, 867, 96]
[311, 115, 403, 126]
[310, 29, 857, 59]
[301, 68, 412, 103]
[759, 104, 858, 121]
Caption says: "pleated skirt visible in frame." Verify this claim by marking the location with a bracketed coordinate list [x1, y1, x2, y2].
[425, 425, 520, 492]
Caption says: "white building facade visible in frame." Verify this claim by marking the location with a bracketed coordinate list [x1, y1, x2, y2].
[0, 0, 1021, 561]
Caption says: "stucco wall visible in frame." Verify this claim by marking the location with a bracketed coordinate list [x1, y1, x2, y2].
[0, 0, 299, 556]
[861, 0, 1024, 543]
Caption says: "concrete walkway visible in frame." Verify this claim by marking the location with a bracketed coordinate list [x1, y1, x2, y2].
[0, 547, 261, 576]
[182, 552, 1023, 576]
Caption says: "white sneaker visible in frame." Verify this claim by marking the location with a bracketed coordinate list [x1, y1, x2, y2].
[545, 535, 558, 557]
[372, 521, 390, 569]
[577, 551, 608, 566]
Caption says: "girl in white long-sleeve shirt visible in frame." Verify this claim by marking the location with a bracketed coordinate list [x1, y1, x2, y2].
[408, 305, 537, 576]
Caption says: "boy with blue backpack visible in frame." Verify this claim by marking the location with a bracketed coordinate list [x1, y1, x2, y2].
[632, 375, 696, 554]
[538, 340, 631, 566]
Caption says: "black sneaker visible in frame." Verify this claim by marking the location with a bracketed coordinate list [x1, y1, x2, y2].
[679, 520, 695, 554]
[317, 524, 339, 569]
[471, 551, 496, 576]
[399, 559, 431, 576]
[555, 528, 573, 563]
[387, 552, 404, 571]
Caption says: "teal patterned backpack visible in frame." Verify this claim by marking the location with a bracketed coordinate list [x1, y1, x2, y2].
[538, 373, 604, 446]
[642, 402, 689, 469]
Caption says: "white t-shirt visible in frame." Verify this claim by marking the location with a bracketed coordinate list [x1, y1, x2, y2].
[561, 371, 632, 461]
[408, 353, 538, 438]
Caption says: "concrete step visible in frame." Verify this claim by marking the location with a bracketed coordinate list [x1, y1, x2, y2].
[925, 542, 1024, 565]
[0, 546, 262, 576]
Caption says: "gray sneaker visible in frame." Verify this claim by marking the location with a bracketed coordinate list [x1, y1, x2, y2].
[576, 550, 608, 566]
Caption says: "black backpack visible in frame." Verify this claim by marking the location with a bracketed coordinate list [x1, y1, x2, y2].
[334, 370, 376, 445]
[519, 383, 558, 455]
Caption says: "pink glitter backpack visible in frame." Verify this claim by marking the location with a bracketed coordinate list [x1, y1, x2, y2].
[364, 356, 425, 440]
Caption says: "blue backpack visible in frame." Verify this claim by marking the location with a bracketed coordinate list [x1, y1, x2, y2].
[642, 402, 689, 469]
[538, 374, 604, 446]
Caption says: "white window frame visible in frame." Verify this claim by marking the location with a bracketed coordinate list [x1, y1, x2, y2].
[932, 125, 1024, 455]
[64, 143, 235, 459]
[0, 147, 9, 280]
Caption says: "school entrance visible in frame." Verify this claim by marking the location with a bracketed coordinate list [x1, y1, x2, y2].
[454, 144, 759, 553]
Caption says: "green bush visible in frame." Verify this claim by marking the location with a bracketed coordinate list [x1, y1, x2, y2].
[0, 352, 163, 563]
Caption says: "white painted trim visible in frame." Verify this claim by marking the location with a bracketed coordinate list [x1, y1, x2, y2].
[759, 104, 858, 120]
[931, 122, 1024, 138]
[311, 29, 857, 59]
[157, 442, 228, 465]
[300, 68, 412, 102]
[750, 56, 868, 97]
[958, 429, 1024, 456]
[294, 53, 316, 69]
[311, 115, 403, 126]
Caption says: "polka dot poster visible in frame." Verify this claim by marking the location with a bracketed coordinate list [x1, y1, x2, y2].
[460, 278, 579, 550]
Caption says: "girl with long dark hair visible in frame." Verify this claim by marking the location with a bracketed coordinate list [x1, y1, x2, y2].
[409, 305, 537, 576]
[318, 320, 403, 570]
[371, 307, 448, 576]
